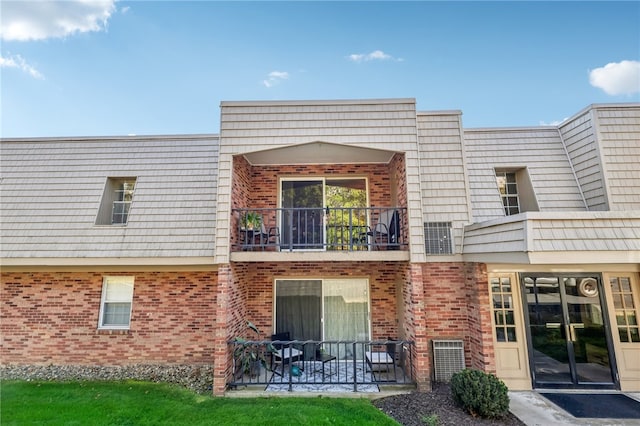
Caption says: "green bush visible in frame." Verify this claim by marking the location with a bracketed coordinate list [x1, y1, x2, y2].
[450, 369, 509, 418]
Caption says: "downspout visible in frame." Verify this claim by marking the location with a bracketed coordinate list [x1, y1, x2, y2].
[557, 126, 588, 210]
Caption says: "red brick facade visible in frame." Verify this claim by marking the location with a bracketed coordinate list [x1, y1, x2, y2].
[1, 271, 216, 365]
[422, 263, 495, 375]
[2, 261, 494, 395]
[232, 156, 406, 213]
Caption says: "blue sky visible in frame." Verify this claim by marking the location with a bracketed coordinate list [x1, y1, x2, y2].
[1, 1, 639, 138]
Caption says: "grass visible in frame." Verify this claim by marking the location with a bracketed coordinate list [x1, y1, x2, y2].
[1, 380, 399, 425]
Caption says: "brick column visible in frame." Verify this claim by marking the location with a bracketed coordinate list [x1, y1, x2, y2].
[407, 263, 431, 391]
[465, 263, 496, 373]
[212, 264, 231, 395]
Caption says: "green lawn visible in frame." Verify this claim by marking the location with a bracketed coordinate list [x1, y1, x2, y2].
[1, 381, 399, 425]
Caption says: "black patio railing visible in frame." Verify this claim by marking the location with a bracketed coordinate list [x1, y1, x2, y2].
[232, 207, 407, 252]
[228, 339, 415, 392]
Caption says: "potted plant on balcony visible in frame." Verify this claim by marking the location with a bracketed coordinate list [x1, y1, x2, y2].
[241, 211, 262, 230]
[233, 321, 275, 378]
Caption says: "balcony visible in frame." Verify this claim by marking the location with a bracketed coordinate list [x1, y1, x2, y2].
[231, 207, 408, 261]
[228, 339, 415, 392]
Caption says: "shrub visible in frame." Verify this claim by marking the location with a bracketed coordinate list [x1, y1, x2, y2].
[450, 369, 509, 418]
[421, 414, 439, 425]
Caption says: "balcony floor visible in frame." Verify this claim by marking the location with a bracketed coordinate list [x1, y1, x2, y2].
[230, 250, 409, 262]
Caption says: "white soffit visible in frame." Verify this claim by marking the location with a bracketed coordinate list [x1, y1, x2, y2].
[242, 141, 397, 165]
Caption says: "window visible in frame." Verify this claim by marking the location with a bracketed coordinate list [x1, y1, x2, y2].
[424, 222, 453, 254]
[96, 177, 137, 225]
[610, 276, 639, 343]
[495, 171, 520, 215]
[99, 276, 134, 329]
[490, 276, 517, 342]
[112, 180, 136, 224]
[275, 278, 370, 357]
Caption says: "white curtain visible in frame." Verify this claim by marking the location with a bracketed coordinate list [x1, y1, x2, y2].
[323, 279, 370, 358]
[275, 278, 370, 359]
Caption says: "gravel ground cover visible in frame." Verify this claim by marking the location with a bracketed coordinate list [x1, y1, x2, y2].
[1, 364, 213, 394]
[373, 382, 526, 426]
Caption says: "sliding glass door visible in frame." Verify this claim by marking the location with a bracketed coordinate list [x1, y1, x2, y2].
[275, 278, 370, 358]
[281, 180, 324, 250]
[280, 178, 367, 251]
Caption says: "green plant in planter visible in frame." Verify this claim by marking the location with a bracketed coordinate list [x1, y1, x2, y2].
[241, 212, 262, 230]
[233, 321, 276, 378]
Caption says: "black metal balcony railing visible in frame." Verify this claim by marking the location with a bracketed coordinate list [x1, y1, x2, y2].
[233, 207, 407, 251]
[228, 339, 415, 392]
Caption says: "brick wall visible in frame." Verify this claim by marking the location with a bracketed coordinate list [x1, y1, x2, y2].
[1, 271, 216, 366]
[213, 260, 411, 394]
[421, 262, 495, 377]
[232, 161, 404, 211]
[231, 261, 408, 338]
[2, 260, 494, 395]
[464, 262, 495, 372]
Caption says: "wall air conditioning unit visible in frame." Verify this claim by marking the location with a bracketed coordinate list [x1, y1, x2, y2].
[432, 339, 465, 382]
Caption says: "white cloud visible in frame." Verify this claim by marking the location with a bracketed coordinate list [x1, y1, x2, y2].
[539, 118, 567, 126]
[1, 0, 116, 41]
[262, 71, 289, 88]
[0, 53, 44, 79]
[589, 60, 640, 96]
[348, 50, 401, 63]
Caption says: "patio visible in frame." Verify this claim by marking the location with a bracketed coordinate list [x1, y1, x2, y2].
[228, 339, 415, 392]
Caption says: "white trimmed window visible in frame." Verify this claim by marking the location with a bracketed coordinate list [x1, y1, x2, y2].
[98, 276, 134, 329]
[495, 168, 539, 216]
[495, 171, 520, 216]
[96, 177, 137, 225]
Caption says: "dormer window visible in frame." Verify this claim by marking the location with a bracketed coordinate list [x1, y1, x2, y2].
[495, 168, 539, 216]
[112, 180, 136, 224]
[96, 177, 137, 225]
[495, 171, 520, 215]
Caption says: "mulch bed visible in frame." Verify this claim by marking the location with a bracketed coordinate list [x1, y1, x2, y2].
[373, 382, 526, 426]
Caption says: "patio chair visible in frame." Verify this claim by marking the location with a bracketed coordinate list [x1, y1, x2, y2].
[270, 332, 303, 376]
[365, 339, 397, 373]
[359, 209, 400, 249]
[258, 222, 280, 249]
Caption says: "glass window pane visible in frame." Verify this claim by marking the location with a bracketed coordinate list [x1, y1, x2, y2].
[614, 295, 624, 309]
[610, 277, 621, 292]
[628, 313, 638, 326]
[621, 277, 631, 292]
[495, 311, 504, 325]
[102, 302, 131, 326]
[505, 311, 515, 325]
[493, 295, 502, 309]
[501, 278, 511, 292]
[624, 295, 634, 309]
[506, 327, 517, 342]
[105, 280, 134, 301]
[617, 313, 627, 326]
[630, 327, 640, 343]
[496, 327, 506, 342]
[503, 296, 513, 309]
[619, 327, 629, 343]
